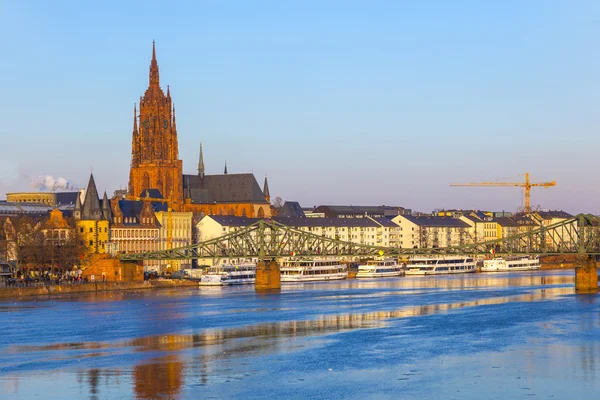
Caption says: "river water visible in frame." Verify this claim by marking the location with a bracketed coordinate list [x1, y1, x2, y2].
[1, 270, 599, 399]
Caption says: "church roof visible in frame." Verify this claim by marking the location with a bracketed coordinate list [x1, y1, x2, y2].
[183, 173, 268, 204]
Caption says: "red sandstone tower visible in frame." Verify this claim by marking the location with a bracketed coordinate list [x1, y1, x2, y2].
[128, 41, 183, 208]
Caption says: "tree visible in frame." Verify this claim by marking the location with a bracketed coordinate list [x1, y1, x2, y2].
[271, 197, 285, 216]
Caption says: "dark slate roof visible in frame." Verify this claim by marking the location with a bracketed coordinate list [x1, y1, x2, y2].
[55, 192, 80, 205]
[494, 217, 519, 227]
[206, 215, 259, 227]
[402, 215, 470, 228]
[139, 189, 164, 199]
[536, 210, 573, 219]
[511, 215, 539, 226]
[370, 217, 398, 228]
[278, 202, 305, 218]
[183, 173, 268, 204]
[313, 205, 408, 217]
[273, 217, 380, 228]
[118, 200, 165, 227]
[205, 215, 402, 229]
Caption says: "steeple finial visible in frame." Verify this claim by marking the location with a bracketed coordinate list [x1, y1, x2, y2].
[149, 40, 160, 86]
[224, 161, 228, 175]
[167, 85, 171, 98]
[133, 103, 138, 133]
[198, 142, 205, 178]
[263, 174, 270, 202]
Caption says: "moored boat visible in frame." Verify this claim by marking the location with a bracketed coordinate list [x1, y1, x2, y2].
[199, 263, 256, 286]
[481, 256, 540, 272]
[356, 258, 404, 278]
[405, 255, 476, 275]
[280, 259, 348, 282]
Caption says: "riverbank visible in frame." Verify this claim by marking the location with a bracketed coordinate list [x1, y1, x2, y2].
[0, 279, 199, 299]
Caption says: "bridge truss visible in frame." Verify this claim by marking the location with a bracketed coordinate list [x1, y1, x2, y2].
[119, 214, 600, 261]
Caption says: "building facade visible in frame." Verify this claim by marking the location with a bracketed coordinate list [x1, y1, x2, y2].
[391, 215, 471, 248]
[155, 210, 193, 272]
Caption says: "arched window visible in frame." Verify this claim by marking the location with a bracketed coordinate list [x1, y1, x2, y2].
[257, 208, 265, 218]
[242, 209, 247, 217]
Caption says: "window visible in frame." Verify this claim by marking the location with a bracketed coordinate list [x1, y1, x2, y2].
[89, 240, 93, 246]
[89, 227, 93, 233]
[80, 227, 84, 233]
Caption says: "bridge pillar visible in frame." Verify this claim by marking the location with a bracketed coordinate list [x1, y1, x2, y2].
[575, 256, 599, 294]
[255, 259, 280, 291]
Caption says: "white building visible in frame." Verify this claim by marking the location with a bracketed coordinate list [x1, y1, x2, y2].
[196, 215, 402, 264]
[391, 215, 471, 248]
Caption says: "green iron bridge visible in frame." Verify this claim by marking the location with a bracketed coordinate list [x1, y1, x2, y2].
[119, 214, 600, 262]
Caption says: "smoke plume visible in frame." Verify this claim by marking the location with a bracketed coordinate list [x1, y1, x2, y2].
[31, 175, 77, 192]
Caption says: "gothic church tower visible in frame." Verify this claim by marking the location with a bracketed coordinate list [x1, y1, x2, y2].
[128, 41, 183, 208]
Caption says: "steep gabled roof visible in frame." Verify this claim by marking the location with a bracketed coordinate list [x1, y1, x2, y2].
[278, 202, 305, 218]
[183, 173, 268, 204]
[81, 174, 103, 220]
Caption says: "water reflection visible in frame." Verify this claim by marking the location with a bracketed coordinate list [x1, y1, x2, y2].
[2, 271, 597, 400]
[134, 355, 184, 400]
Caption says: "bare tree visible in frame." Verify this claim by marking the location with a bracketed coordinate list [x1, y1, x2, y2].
[271, 197, 285, 216]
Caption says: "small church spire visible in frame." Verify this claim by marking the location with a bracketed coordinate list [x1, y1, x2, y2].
[172, 104, 176, 129]
[224, 161, 228, 175]
[167, 85, 171, 99]
[149, 40, 160, 87]
[198, 142, 205, 179]
[263, 175, 271, 203]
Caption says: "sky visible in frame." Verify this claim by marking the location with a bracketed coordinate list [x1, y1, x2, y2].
[0, 0, 598, 214]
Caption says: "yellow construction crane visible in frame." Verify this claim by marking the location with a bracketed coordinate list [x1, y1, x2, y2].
[129, 195, 173, 249]
[450, 173, 556, 214]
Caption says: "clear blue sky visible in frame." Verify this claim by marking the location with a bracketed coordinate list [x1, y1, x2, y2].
[1, 0, 598, 213]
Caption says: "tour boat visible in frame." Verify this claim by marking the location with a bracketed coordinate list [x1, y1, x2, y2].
[199, 263, 256, 286]
[481, 256, 540, 272]
[356, 259, 404, 278]
[405, 255, 477, 275]
[280, 259, 348, 282]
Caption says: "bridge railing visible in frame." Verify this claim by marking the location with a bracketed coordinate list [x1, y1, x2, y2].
[119, 214, 600, 261]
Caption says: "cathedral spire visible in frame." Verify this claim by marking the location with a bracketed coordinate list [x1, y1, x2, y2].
[198, 142, 205, 179]
[149, 40, 160, 87]
[224, 161, 228, 175]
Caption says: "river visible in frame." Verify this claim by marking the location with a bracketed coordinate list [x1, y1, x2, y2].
[1, 270, 599, 399]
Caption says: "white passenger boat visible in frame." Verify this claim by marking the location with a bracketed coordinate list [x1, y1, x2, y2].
[405, 255, 477, 275]
[481, 256, 540, 272]
[356, 259, 404, 278]
[280, 259, 348, 282]
[199, 264, 256, 286]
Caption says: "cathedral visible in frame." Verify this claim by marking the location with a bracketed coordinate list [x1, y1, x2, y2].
[128, 42, 271, 218]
